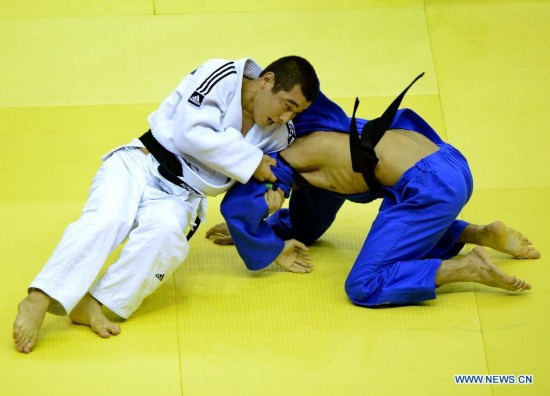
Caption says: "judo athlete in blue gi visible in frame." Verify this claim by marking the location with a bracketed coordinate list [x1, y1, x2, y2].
[209, 74, 540, 307]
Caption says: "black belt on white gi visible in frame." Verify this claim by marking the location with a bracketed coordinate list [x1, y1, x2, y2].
[138, 130, 201, 240]
[349, 72, 425, 198]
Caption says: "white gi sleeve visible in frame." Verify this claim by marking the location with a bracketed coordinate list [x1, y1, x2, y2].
[173, 66, 263, 184]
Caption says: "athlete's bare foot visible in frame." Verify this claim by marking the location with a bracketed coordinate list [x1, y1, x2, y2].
[461, 221, 540, 259]
[69, 293, 120, 338]
[13, 289, 51, 354]
[436, 246, 531, 291]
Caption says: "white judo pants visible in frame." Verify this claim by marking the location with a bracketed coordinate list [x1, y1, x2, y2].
[30, 147, 203, 319]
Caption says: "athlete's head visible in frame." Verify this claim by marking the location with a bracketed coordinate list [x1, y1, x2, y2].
[253, 56, 319, 128]
[261, 56, 319, 103]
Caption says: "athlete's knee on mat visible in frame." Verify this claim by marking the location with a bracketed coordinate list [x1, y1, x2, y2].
[344, 275, 384, 306]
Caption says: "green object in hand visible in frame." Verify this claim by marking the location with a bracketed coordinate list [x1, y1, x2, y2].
[265, 183, 273, 190]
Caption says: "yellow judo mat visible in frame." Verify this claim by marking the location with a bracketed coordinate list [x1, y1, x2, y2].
[1, 1, 549, 395]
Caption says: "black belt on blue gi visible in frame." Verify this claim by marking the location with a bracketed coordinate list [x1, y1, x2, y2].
[278, 153, 315, 190]
[349, 72, 425, 198]
[139, 130, 201, 240]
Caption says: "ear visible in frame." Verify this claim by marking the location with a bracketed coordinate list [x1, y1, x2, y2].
[261, 71, 275, 87]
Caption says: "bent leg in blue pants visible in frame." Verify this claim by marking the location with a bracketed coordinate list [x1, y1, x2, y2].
[345, 144, 473, 307]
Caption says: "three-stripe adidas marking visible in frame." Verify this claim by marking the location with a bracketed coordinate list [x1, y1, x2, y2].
[188, 62, 237, 107]
[155, 273, 164, 281]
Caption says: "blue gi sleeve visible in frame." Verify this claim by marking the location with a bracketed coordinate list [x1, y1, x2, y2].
[221, 154, 295, 270]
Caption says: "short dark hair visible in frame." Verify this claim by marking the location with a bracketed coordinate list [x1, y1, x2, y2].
[260, 56, 320, 103]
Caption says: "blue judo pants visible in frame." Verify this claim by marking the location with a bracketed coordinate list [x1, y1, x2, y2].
[344, 143, 473, 306]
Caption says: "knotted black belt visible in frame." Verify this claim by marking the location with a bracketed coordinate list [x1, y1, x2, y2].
[139, 130, 201, 240]
[349, 73, 424, 198]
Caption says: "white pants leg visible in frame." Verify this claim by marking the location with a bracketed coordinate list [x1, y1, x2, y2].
[89, 172, 201, 319]
[30, 148, 149, 315]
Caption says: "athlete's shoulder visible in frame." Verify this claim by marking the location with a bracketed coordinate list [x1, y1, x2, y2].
[186, 59, 239, 107]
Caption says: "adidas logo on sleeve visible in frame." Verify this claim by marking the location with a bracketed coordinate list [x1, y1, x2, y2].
[187, 61, 236, 107]
[188, 92, 204, 107]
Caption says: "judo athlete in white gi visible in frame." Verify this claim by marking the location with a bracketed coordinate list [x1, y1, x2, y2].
[209, 74, 540, 306]
[13, 56, 319, 353]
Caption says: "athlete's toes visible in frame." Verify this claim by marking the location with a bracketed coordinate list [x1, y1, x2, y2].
[16, 341, 25, 352]
[91, 323, 111, 338]
[519, 278, 532, 291]
[527, 247, 541, 259]
[16, 335, 30, 351]
[109, 324, 121, 336]
[17, 337, 33, 353]
[513, 278, 524, 290]
[512, 278, 531, 291]
[14, 331, 23, 345]
[22, 343, 32, 354]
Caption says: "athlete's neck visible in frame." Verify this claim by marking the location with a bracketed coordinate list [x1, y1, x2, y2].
[241, 77, 256, 135]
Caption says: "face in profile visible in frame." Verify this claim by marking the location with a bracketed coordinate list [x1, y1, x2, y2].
[253, 72, 311, 128]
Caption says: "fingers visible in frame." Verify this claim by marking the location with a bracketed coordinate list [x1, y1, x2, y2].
[213, 236, 235, 245]
[253, 155, 278, 182]
[288, 262, 311, 273]
[205, 223, 229, 239]
[265, 188, 285, 214]
[205, 229, 215, 238]
[274, 239, 313, 274]
[266, 170, 277, 183]
[290, 242, 312, 273]
[293, 240, 309, 252]
[264, 189, 277, 202]
[265, 156, 277, 167]
[205, 223, 234, 245]
[294, 256, 312, 270]
[287, 254, 312, 273]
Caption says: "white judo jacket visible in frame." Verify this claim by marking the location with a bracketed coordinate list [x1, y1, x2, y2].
[105, 58, 294, 197]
